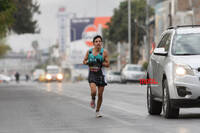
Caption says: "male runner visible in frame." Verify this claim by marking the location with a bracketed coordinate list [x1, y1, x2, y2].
[83, 35, 110, 117]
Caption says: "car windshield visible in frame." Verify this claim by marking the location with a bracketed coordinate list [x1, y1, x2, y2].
[127, 66, 143, 71]
[172, 33, 200, 55]
[47, 69, 59, 74]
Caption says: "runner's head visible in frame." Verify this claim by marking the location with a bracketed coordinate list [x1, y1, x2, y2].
[93, 35, 102, 49]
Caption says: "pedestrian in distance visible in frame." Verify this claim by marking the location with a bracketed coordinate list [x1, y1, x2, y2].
[25, 74, 29, 82]
[15, 72, 20, 83]
[83, 35, 110, 118]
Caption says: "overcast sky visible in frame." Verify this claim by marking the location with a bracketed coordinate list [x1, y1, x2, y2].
[7, 0, 124, 52]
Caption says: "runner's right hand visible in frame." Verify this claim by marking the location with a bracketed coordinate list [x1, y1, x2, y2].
[87, 61, 94, 66]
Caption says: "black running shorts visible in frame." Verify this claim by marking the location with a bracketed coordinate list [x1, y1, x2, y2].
[88, 71, 107, 87]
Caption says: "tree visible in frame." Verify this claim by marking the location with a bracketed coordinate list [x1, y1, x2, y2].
[0, 0, 15, 38]
[0, 0, 40, 57]
[11, 0, 40, 34]
[0, 40, 11, 57]
[32, 40, 39, 50]
[0, 0, 40, 35]
[103, 0, 154, 63]
[0, 0, 15, 56]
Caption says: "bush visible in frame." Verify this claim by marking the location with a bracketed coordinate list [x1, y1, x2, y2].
[142, 61, 148, 70]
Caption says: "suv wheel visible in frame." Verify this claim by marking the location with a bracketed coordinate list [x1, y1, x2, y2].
[147, 84, 162, 115]
[162, 79, 179, 118]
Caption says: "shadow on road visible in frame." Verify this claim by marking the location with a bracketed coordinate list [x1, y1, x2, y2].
[178, 113, 200, 119]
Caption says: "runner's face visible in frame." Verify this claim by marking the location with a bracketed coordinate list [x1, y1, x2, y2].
[94, 38, 102, 49]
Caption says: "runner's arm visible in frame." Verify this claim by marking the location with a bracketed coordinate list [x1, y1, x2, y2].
[83, 50, 89, 65]
[102, 50, 110, 67]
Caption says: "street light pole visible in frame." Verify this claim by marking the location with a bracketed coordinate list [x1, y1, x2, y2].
[145, 0, 150, 61]
[128, 0, 131, 64]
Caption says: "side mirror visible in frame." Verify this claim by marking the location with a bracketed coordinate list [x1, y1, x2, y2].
[154, 48, 168, 56]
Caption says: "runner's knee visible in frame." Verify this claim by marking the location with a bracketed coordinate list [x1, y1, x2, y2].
[98, 93, 103, 99]
[91, 91, 96, 96]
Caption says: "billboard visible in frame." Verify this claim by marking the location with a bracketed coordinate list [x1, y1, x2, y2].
[70, 17, 111, 46]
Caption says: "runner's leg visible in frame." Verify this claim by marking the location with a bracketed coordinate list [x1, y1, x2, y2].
[89, 83, 97, 108]
[96, 86, 104, 112]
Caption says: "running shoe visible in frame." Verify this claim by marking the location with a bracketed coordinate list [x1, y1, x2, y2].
[96, 112, 102, 118]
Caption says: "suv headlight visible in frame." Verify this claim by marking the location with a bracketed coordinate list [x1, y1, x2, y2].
[175, 64, 194, 76]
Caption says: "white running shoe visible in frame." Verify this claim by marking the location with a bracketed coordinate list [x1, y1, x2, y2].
[96, 112, 102, 118]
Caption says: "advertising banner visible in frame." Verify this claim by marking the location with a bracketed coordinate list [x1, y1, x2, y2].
[70, 17, 111, 46]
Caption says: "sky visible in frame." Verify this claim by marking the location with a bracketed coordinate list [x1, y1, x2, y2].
[7, 0, 124, 52]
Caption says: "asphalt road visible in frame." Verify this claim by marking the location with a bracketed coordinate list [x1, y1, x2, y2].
[0, 81, 200, 133]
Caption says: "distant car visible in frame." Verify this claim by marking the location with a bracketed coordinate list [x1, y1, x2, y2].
[71, 64, 88, 81]
[0, 74, 11, 83]
[121, 64, 146, 82]
[33, 69, 45, 81]
[38, 74, 46, 82]
[19, 75, 26, 81]
[45, 65, 63, 82]
[106, 71, 122, 83]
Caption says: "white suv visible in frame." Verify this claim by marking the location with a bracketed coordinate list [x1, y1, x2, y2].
[147, 25, 200, 118]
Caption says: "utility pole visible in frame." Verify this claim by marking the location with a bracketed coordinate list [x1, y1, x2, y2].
[128, 0, 132, 64]
[191, 0, 195, 25]
[117, 42, 121, 71]
[145, 0, 150, 62]
[134, 18, 138, 64]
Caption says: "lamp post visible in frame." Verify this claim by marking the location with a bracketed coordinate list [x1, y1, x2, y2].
[145, 0, 150, 61]
[128, 0, 132, 64]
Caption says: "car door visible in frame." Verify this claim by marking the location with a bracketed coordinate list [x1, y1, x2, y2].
[151, 33, 169, 97]
[156, 33, 172, 98]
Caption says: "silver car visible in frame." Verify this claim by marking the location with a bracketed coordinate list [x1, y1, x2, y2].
[121, 64, 146, 82]
[147, 25, 200, 118]
[0, 74, 11, 83]
[106, 71, 122, 83]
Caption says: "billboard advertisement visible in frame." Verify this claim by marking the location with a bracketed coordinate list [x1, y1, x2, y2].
[70, 17, 111, 46]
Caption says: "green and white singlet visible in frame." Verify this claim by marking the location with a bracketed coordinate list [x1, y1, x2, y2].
[87, 48, 107, 86]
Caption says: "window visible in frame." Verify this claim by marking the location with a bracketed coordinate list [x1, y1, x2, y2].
[157, 33, 172, 52]
[172, 33, 200, 55]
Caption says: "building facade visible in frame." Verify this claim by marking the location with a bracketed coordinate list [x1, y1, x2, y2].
[154, 0, 200, 44]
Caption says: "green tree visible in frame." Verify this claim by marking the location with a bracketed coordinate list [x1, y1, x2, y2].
[0, 40, 11, 57]
[103, 0, 154, 63]
[0, 0, 15, 56]
[0, 0, 40, 57]
[11, 0, 40, 34]
[0, 0, 15, 38]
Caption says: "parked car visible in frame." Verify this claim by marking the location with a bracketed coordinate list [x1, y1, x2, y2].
[0, 74, 11, 83]
[106, 71, 122, 83]
[147, 25, 200, 118]
[121, 64, 146, 83]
